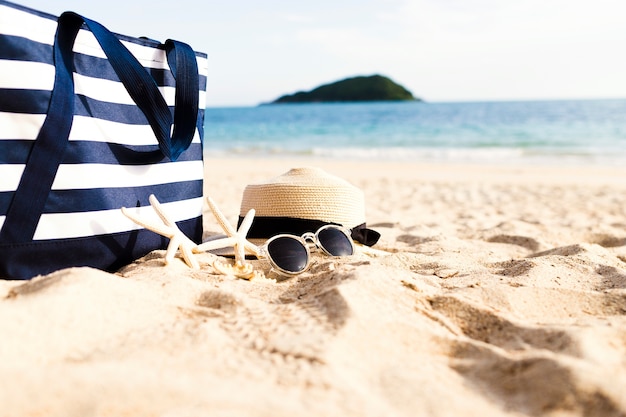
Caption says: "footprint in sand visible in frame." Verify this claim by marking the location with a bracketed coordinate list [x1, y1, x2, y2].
[487, 234, 541, 251]
[193, 279, 350, 385]
[422, 293, 626, 416]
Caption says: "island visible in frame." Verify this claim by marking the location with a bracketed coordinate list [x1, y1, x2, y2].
[269, 74, 419, 103]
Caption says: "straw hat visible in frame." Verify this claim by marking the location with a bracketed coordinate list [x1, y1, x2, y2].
[238, 167, 380, 246]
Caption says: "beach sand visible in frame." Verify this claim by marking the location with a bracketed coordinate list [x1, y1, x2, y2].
[2, 156, 626, 416]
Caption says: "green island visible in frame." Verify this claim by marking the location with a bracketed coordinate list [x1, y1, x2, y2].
[269, 74, 419, 104]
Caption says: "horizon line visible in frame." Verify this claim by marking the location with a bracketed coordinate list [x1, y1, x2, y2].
[206, 96, 626, 108]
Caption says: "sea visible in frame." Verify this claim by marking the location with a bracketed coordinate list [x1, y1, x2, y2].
[203, 99, 626, 165]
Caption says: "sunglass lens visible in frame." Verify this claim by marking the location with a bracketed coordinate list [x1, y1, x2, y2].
[317, 227, 354, 256]
[267, 236, 308, 274]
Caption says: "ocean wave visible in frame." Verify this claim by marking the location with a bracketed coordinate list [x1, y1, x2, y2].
[203, 100, 626, 165]
[205, 144, 626, 165]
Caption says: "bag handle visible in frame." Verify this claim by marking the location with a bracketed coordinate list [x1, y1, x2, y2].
[0, 12, 200, 244]
[65, 12, 200, 160]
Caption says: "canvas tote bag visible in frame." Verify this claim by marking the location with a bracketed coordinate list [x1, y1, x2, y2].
[0, 1, 208, 279]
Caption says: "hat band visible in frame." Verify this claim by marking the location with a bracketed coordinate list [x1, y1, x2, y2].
[238, 216, 380, 247]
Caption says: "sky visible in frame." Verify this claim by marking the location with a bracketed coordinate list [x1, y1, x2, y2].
[14, 0, 626, 107]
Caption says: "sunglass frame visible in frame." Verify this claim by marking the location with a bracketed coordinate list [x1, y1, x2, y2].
[258, 225, 355, 277]
[260, 234, 311, 276]
[302, 224, 355, 257]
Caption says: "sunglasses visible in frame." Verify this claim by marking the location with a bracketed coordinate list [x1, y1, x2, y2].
[257, 225, 355, 276]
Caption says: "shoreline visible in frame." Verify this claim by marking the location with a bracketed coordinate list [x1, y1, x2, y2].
[204, 148, 626, 169]
[203, 155, 626, 187]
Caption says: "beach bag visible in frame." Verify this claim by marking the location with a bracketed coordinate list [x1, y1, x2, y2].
[0, 1, 208, 280]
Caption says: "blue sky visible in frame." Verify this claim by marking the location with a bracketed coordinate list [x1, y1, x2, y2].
[15, 0, 626, 107]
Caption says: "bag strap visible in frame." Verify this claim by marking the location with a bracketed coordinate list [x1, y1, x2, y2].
[164, 39, 200, 159]
[70, 13, 200, 160]
[0, 12, 199, 244]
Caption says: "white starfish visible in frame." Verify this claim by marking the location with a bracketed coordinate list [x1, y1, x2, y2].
[121, 195, 261, 277]
[194, 196, 260, 277]
[121, 194, 199, 269]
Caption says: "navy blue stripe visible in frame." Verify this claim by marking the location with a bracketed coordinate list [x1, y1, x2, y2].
[0, 89, 205, 127]
[73, 97, 205, 126]
[0, 88, 167, 123]
[0, 35, 51, 63]
[0, 140, 202, 165]
[0, 216, 203, 280]
[0, 140, 33, 163]
[0, 179, 203, 215]
[43, 179, 203, 213]
[0, 89, 50, 113]
[0, 35, 207, 87]
[75, 94, 152, 123]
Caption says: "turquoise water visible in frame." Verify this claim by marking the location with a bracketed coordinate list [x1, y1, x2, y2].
[203, 99, 626, 164]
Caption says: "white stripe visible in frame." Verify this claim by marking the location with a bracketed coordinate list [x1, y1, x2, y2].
[68, 115, 203, 146]
[0, 159, 203, 193]
[0, 61, 174, 105]
[68, 116, 159, 145]
[73, 27, 209, 72]
[76, 78, 205, 108]
[0, 113, 45, 140]
[75, 30, 168, 69]
[0, 5, 208, 72]
[0, 112, 203, 145]
[0, 60, 54, 90]
[199, 84, 208, 109]
[73, 73, 176, 105]
[0, 5, 194, 69]
[0, 165, 24, 192]
[51, 160, 204, 190]
[74, 75, 207, 106]
[31, 196, 203, 240]
[0, 5, 57, 45]
[0, 59, 206, 107]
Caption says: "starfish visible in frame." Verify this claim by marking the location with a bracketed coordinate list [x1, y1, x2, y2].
[194, 196, 260, 278]
[121, 195, 262, 278]
[121, 194, 199, 269]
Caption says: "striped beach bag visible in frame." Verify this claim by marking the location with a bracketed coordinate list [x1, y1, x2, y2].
[0, 1, 208, 279]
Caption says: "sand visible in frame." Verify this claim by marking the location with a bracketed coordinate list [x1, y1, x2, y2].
[1, 156, 626, 417]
